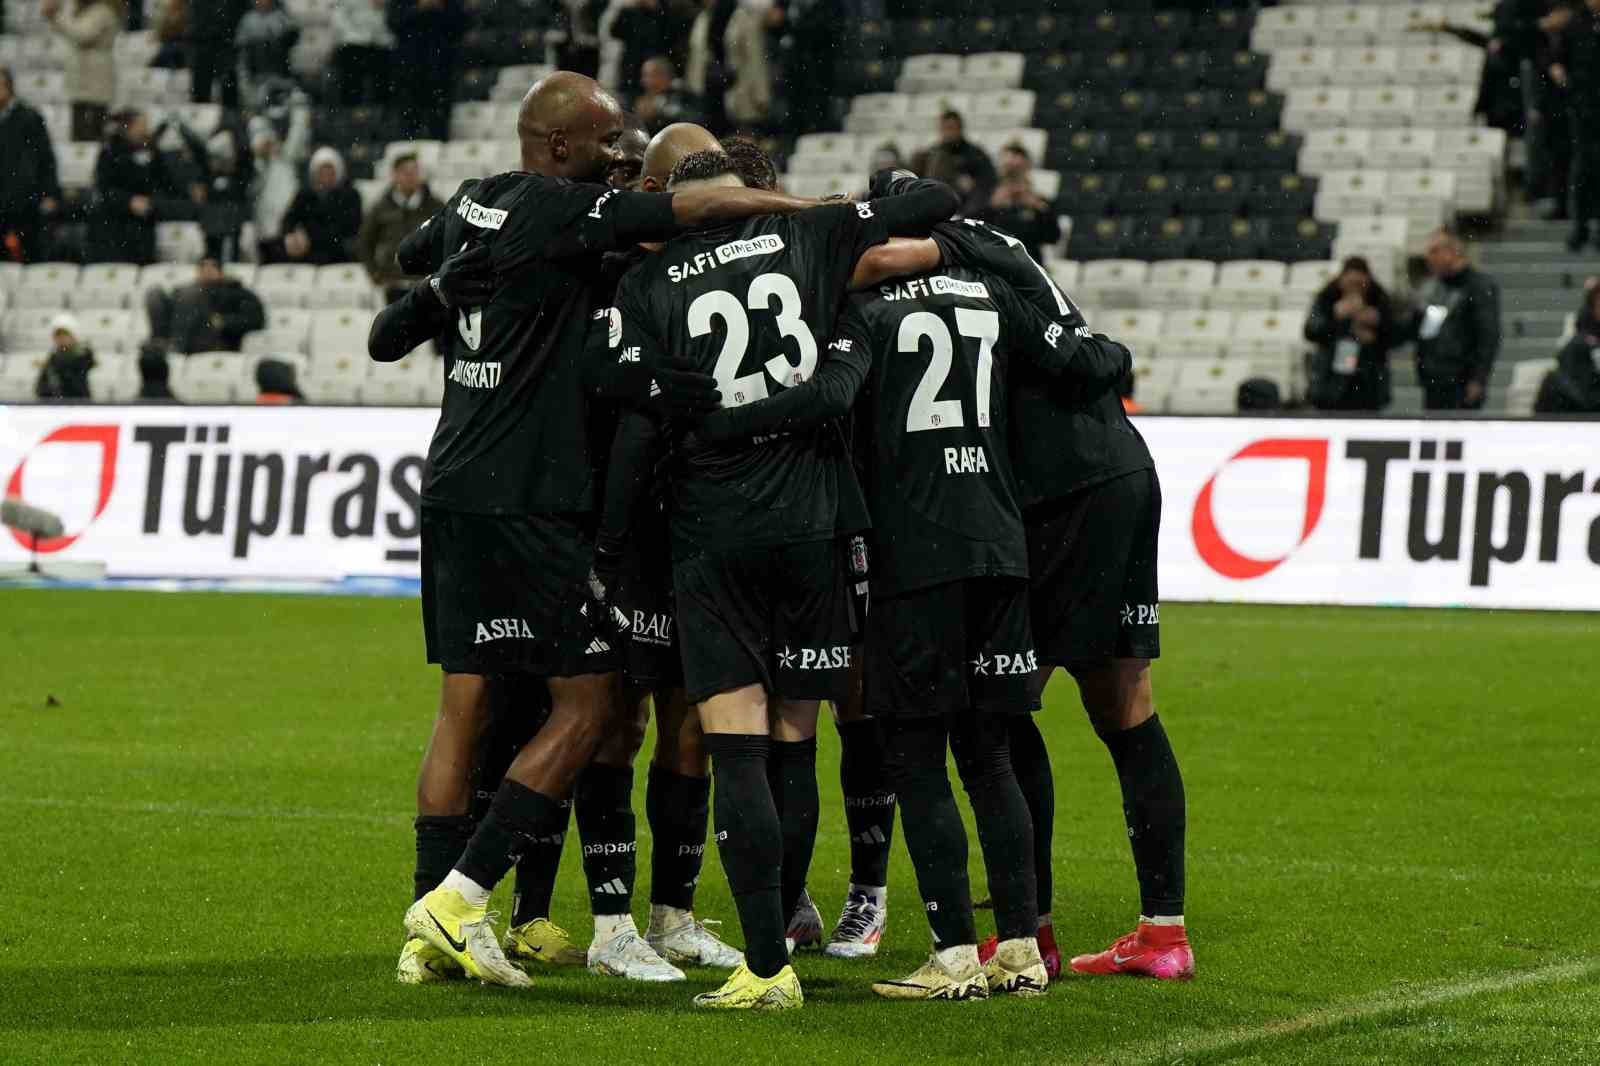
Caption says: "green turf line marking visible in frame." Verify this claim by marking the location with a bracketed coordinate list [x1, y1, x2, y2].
[1104, 958, 1600, 1065]
[9, 795, 402, 826]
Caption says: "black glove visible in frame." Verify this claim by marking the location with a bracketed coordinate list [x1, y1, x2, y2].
[586, 544, 627, 639]
[868, 167, 921, 200]
[428, 243, 495, 308]
[645, 352, 721, 418]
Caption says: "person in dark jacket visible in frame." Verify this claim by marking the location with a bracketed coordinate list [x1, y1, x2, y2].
[357, 152, 444, 300]
[388, 0, 467, 141]
[982, 144, 1061, 261]
[90, 110, 177, 264]
[911, 111, 998, 215]
[260, 146, 363, 265]
[190, 0, 248, 107]
[1552, 0, 1600, 250]
[1405, 228, 1502, 410]
[35, 313, 96, 400]
[0, 68, 63, 262]
[1535, 280, 1600, 413]
[145, 257, 267, 354]
[610, 0, 681, 96]
[1303, 256, 1401, 411]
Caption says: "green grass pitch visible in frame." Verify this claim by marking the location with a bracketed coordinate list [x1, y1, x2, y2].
[3, 588, 1598, 1064]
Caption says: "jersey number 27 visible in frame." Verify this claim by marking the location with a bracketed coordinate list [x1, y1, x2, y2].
[901, 308, 999, 433]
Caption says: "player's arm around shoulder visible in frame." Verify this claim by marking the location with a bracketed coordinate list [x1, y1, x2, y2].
[995, 278, 1132, 389]
[851, 238, 943, 291]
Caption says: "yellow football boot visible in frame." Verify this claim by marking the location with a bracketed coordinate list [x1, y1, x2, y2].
[691, 961, 803, 1010]
[403, 887, 530, 988]
[503, 918, 586, 967]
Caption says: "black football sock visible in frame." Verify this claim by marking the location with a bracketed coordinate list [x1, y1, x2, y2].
[574, 764, 637, 917]
[1101, 714, 1186, 917]
[1007, 712, 1055, 919]
[413, 815, 477, 902]
[769, 737, 819, 924]
[885, 717, 976, 949]
[511, 799, 571, 926]
[704, 733, 787, 978]
[951, 714, 1037, 943]
[454, 780, 568, 892]
[838, 718, 896, 888]
[646, 765, 710, 911]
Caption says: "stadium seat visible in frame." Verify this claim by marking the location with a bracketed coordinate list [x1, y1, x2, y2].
[1045, 260, 1079, 294]
[89, 354, 142, 402]
[156, 222, 206, 262]
[1191, 217, 1270, 262]
[300, 351, 368, 403]
[5, 307, 66, 348]
[1315, 169, 1390, 218]
[1186, 172, 1251, 217]
[1161, 310, 1236, 360]
[1128, 359, 1180, 412]
[1146, 261, 1218, 311]
[0, 354, 46, 401]
[75, 309, 142, 353]
[845, 93, 911, 136]
[56, 141, 99, 189]
[366, 350, 440, 406]
[1171, 360, 1252, 414]
[1287, 260, 1340, 304]
[1078, 260, 1150, 310]
[177, 103, 223, 136]
[1211, 260, 1290, 311]
[963, 52, 1025, 91]
[308, 263, 377, 311]
[380, 140, 443, 176]
[970, 90, 1036, 129]
[1299, 128, 1374, 175]
[1319, 5, 1384, 47]
[1349, 86, 1417, 129]
[1267, 46, 1337, 92]
[256, 264, 319, 310]
[309, 308, 371, 361]
[1335, 46, 1401, 87]
[1282, 88, 1354, 132]
[1415, 85, 1475, 127]
[1332, 216, 1410, 284]
[173, 352, 244, 403]
[1372, 127, 1440, 169]
[1098, 309, 1167, 357]
[15, 262, 79, 310]
[1252, 7, 1318, 51]
[139, 263, 192, 292]
[1232, 310, 1307, 360]
[898, 54, 963, 94]
[0, 263, 22, 294]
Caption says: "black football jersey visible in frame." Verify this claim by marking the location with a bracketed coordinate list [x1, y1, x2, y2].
[834, 267, 1070, 596]
[609, 202, 889, 558]
[400, 173, 679, 515]
[932, 219, 1154, 506]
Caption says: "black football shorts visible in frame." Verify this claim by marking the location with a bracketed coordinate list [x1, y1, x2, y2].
[1025, 468, 1162, 668]
[419, 507, 617, 677]
[614, 521, 682, 691]
[865, 576, 1040, 719]
[673, 537, 858, 705]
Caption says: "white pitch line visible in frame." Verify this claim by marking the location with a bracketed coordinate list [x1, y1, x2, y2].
[1101, 957, 1600, 1066]
[8, 794, 402, 827]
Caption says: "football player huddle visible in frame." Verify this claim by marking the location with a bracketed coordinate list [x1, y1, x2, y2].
[371, 71, 1190, 1011]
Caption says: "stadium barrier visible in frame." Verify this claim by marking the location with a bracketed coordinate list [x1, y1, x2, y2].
[5, 406, 1599, 611]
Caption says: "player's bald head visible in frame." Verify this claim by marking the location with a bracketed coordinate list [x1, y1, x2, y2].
[640, 123, 723, 191]
[517, 71, 626, 181]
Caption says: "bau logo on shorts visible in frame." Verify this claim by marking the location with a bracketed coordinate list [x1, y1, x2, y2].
[777, 644, 852, 670]
[474, 617, 535, 643]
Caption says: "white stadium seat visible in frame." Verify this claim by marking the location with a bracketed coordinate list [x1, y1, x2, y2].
[14, 262, 79, 310]
[1298, 128, 1374, 175]
[1161, 310, 1237, 361]
[1211, 261, 1289, 312]
[898, 54, 964, 94]
[309, 308, 371, 361]
[75, 309, 143, 353]
[1232, 310, 1307, 360]
[301, 351, 369, 403]
[1318, 4, 1383, 46]
[173, 352, 245, 403]
[1046, 260, 1080, 294]
[1146, 261, 1218, 312]
[1315, 169, 1391, 219]
[845, 93, 911, 135]
[1282, 88, 1354, 132]
[1097, 309, 1167, 357]
[1267, 47, 1337, 92]
[1252, 7, 1318, 50]
[1129, 360, 1180, 413]
[1349, 86, 1417, 129]
[156, 222, 205, 262]
[56, 141, 99, 189]
[0, 354, 47, 402]
[139, 262, 192, 292]
[1287, 260, 1340, 304]
[1078, 260, 1151, 311]
[223, 262, 259, 287]
[256, 264, 319, 310]
[1372, 127, 1439, 169]
[1170, 360, 1252, 415]
[1331, 46, 1400, 87]
[962, 53, 1025, 92]
[969, 90, 1036, 128]
[366, 350, 440, 406]
[89, 354, 142, 402]
[908, 92, 974, 124]
[308, 263, 377, 311]
[1415, 85, 1475, 127]
[380, 140, 443, 177]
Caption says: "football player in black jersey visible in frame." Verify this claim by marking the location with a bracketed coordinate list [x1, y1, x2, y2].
[934, 219, 1193, 981]
[369, 71, 828, 988]
[694, 211, 1131, 1001]
[595, 151, 960, 1009]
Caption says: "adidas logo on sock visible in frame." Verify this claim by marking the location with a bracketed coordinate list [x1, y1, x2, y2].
[852, 826, 888, 845]
[595, 878, 629, 896]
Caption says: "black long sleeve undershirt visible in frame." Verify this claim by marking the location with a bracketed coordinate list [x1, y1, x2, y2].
[367, 282, 450, 363]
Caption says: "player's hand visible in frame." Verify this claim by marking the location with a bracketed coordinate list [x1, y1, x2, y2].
[647, 354, 721, 418]
[430, 244, 495, 308]
[868, 167, 921, 200]
[586, 546, 626, 637]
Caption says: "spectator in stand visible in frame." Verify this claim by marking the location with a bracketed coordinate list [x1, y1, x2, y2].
[0, 67, 63, 262]
[1531, 4, 1578, 220]
[1303, 256, 1400, 412]
[262, 146, 362, 265]
[145, 256, 266, 355]
[249, 108, 310, 256]
[1552, 0, 1600, 250]
[137, 346, 176, 400]
[610, 0, 680, 96]
[191, 0, 249, 108]
[633, 56, 698, 133]
[1406, 228, 1502, 411]
[255, 358, 304, 403]
[721, 0, 772, 129]
[1535, 279, 1600, 413]
[911, 110, 997, 215]
[35, 313, 95, 400]
[686, 0, 735, 131]
[983, 143, 1060, 261]
[332, 0, 394, 106]
[150, 0, 189, 67]
[235, 0, 300, 103]
[552, 0, 604, 78]
[358, 152, 444, 301]
[388, 0, 467, 141]
[42, 0, 122, 142]
[781, 0, 836, 134]
[90, 110, 177, 264]
[199, 125, 255, 261]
